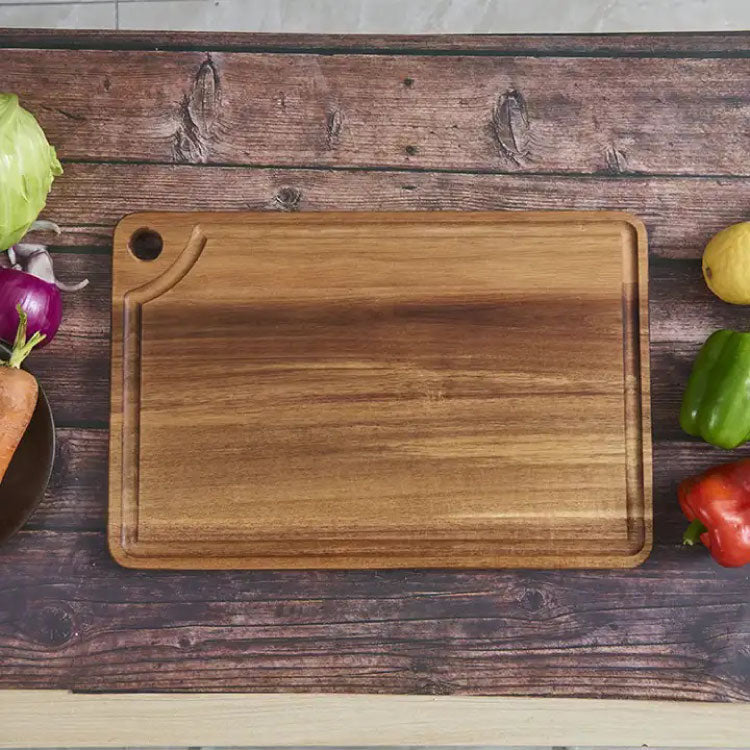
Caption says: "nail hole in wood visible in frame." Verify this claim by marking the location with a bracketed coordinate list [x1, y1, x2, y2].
[129, 228, 163, 261]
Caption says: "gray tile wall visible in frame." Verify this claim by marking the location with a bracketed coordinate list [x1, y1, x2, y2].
[2, 744, 746, 749]
[0, 0, 749, 32]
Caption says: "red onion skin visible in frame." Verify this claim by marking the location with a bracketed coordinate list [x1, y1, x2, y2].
[0, 268, 61, 348]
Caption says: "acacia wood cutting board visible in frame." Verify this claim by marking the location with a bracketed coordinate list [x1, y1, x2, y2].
[109, 211, 651, 569]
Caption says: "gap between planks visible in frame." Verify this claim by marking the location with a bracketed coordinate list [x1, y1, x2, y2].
[59, 158, 750, 180]
[0, 36, 749, 58]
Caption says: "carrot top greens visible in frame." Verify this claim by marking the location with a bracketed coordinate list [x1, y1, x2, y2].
[2, 305, 45, 369]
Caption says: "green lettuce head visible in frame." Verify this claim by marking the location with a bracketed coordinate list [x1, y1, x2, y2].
[0, 93, 62, 251]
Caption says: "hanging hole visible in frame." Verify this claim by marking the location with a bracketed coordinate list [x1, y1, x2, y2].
[129, 228, 163, 261]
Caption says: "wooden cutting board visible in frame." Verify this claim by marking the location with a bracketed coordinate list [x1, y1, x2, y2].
[109, 211, 651, 569]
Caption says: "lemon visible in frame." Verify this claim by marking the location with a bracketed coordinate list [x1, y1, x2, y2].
[703, 222, 750, 304]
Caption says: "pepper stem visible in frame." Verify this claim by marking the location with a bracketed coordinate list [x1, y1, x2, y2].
[3, 305, 45, 369]
[683, 519, 708, 546]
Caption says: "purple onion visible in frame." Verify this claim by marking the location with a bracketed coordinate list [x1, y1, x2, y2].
[0, 267, 62, 348]
[0, 235, 88, 349]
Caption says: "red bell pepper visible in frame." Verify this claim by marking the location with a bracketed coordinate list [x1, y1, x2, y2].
[678, 458, 750, 567]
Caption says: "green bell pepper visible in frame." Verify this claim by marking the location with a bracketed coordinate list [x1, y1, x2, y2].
[680, 330, 750, 450]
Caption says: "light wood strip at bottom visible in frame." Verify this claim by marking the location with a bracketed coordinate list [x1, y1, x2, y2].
[2, 691, 750, 748]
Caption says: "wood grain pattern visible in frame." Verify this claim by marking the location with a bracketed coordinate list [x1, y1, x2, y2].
[21, 429, 720, 543]
[109, 211, 650, 569]
[2, 528, 750, 698]
[6, 51, 748, 175]
[30, 256, 725, 439]
[42, 164, 750, 259]
[0, 30, 748, 699]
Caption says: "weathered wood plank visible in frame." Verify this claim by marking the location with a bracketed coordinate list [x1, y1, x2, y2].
[0, 524, 747, 698]
[650, 342, 699, 442]
[28, 428, 107, 532]
[650, 257, 747, 342]
[0, 29, 747, 55]
[40, 164, 750, 259]
[7, 51, 748, 174]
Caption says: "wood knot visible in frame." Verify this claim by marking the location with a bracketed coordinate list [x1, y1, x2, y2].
[173, 54, 221, 163]
[325, 109, 343, 149]
[24, 604, 76, 647]
[491, 88, 530, 164]
[605, 146, 628, 174]
[405, 144, 419, 156]
[403, 77, 414, 87]
[519, 588, 545, 613]
[274, 187, 302, 211]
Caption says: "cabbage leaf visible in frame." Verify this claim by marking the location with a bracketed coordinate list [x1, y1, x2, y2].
[0, 94, 62, 251]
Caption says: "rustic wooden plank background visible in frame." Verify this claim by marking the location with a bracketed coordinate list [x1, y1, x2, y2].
[0, 30, 749, 700]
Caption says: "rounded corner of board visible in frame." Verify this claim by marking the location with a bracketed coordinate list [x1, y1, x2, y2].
[612, 212, 649, 246]
[113, 212, 157, 239]
[621, 536, 653, 569]
[108, 531, 141, 570]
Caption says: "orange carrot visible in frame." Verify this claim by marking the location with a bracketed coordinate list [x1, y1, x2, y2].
[0, 305, 45, 483]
